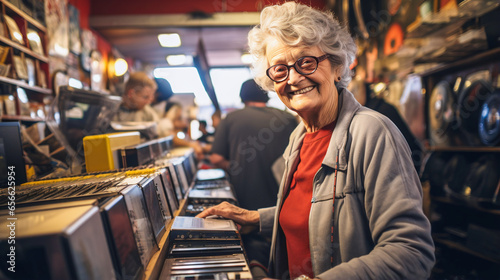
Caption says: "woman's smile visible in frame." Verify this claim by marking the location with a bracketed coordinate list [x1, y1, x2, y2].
[289, 86, 316, 95]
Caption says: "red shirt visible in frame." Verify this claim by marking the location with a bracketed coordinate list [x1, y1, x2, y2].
[279, 122, 335, 279]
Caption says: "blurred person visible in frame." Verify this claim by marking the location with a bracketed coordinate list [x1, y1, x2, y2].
[113, 72, 159, 122]
[151, 77, 174, 117]
[211, 109, 222, 130]
[197, 120, 214, 145]
[158, 102, 207, 159]
[209, 79, 298, 277]
[198, 3, 435, 280]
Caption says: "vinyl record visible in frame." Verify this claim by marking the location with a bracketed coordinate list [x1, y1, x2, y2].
[384, 23, 403, 56]
[428, 81, 455, 145]
[457, 79, 494, 137]
[478, 92, 500, 146]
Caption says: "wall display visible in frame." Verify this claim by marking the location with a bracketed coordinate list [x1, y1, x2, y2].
[17, 87, 30, 115]
[25, 57, 36, 86]
[478, 91, 500, 146]
[0, 64, 10, 77]
[0, 21, 5, 37]
[68, 4, 81, 54]
[27, 28, 45, 56]
[0, 46, 10, 64]
[13, 55, 28, 80]
[35, 60, 47, 88]
[4, 15, 24, 45]
[388, 0, 402, 16]
[90, 50, 104, 91]
[80, 29, 97, 73]
[45, 0, 69, 57]
[384, 23, 404, 56]
[428, 80, 455, 145]
[2, 95, 16, 115]
[457, 79, 494, 146]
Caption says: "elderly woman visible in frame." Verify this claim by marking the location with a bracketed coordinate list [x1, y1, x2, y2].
[197, 2, 435, 280]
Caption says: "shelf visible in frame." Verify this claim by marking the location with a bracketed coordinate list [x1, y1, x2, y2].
[407, 0, 500, 39]
[0, 75, 51, 94]
[418, 47, 500, 77]
[432, 196, 500, 215]
[425, 145, 500, 152]
[1, 0, 46, 32]
[0, 35, 49, 62]
[1, 115, 44, 122]
[434, 236, 500, 264]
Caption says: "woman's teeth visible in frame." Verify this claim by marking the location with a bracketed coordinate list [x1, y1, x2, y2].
[291, 86, 314, 95]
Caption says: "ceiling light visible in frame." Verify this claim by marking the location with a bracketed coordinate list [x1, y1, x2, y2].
[240, 53, 253, 64]
[114, 58, 128, 76]
[158, 33, 181, 47]
[167, 55, 192, 66]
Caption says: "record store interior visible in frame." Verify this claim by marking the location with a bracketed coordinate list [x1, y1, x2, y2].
[0, 0, 500, 279]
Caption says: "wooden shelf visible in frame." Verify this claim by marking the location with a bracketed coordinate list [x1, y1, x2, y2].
[1, 115, 44, 122]
[425, 145, 500, 152]
[419, 48, 500, 78]
[0, 35, 49, 62]
[434, 236, 500, 264]
[432, 196, 500, 215]
[1, 0, 46, 32]
[0, 75, 51, 94]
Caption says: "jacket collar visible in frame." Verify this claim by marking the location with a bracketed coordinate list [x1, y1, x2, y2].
[283, 88, 362, 171]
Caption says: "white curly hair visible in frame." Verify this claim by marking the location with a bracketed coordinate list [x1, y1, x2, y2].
[248, 2, 357, 91]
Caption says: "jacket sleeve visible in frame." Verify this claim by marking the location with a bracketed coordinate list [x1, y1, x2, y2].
[318, 114, 435, 280]
[258, 206, 276, 238]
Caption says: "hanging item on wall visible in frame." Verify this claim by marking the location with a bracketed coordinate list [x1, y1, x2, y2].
[80, 29, 97, 73]
[428, 80, 455, 146]
[68, 4, 81, 55]
[478, 91, 500, 146]
[90, 50, 104, 92]
[387, 0, 402, 16]
[45, 0, 69, 58]
[384, 23, 403, 56]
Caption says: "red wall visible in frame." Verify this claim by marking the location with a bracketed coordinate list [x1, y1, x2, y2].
[90, 0, 326, 15]
[68, 0, 111, 61]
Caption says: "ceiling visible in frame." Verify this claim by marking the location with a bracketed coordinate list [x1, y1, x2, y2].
[89, 13, 260, 68]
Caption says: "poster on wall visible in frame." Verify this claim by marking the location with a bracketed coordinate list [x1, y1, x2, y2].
[45, 0, 69, 58]
[80, 29, 97, 73]
[68, 4, 81, 55]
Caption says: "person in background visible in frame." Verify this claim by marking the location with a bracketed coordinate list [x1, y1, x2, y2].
[350, 80, 424, 173]
[209, 79, 298, 278]
[198, 3, 434, 280]
[158, 102, 207, 159]
[151, 77, 174, 117]
[113, 72, 159, 122]
[211, 109, 222, 130]
[197, 120, 214, 145]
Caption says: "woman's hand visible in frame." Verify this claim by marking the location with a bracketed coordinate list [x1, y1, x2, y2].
[195, 202, 260, 226]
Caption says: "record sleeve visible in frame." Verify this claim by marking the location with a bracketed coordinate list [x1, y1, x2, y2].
[27, 28, 44, 55]
[13, 55, 28, 80]
[4, 15, 24, 45]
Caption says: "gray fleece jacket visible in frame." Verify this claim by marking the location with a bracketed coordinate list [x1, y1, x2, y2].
[258, 89, 435, 279]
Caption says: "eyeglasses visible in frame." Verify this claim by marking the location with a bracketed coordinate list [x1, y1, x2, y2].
[266, 54, 330, 83]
